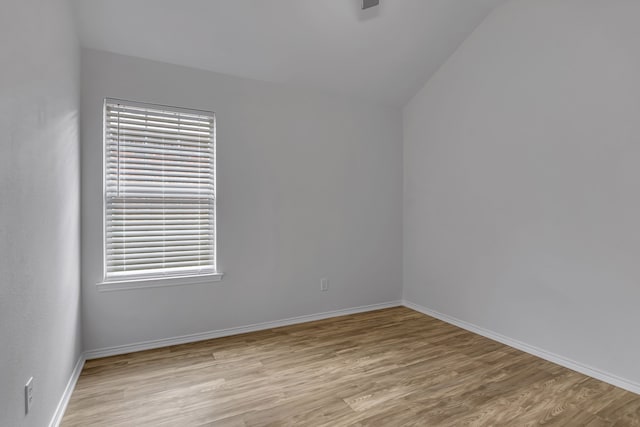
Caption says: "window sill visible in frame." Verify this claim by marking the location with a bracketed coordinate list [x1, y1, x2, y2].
[96, 272, 224, 292]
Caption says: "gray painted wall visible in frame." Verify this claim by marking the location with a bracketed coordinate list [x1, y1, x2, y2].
[404, 0, 640, 384]
[0, 0, 81, 426]
[81, 49, 403, 351]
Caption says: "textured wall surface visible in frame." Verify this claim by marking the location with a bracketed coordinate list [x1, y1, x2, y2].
[404, 0, 640, 385]
[0, 1, 81, 425]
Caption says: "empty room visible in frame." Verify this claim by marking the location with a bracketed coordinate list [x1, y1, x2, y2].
[3, 0, 640, 425]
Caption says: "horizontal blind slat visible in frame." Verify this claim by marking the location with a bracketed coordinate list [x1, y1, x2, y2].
[106, 144, 212, 157]
[108, 254, 215, 266]
[107, 106, 212, 123]
[105, 117, 212, 133]
[106, 142, 213, 157]
[106, 127, 211, 143]
[106, 160, 213, 169]
[106, 150, 212, 164]
[108, 248, 213, 257]
[107, 242, 212, 250]
[107, 260, 212, 272]
[107, 170, 213, 181]
[107, 158, 214, 171]
[106, 134, 212, 149]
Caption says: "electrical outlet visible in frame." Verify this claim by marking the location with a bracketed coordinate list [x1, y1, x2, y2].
[25, 377, 33, 414]
[362, 0, 379, 10]
[320, 278, 329, 292]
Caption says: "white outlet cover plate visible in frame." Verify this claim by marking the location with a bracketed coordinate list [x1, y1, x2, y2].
[25, 377, 33, 414]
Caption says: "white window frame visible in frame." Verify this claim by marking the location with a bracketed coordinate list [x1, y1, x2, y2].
[98, 98, 222, 291]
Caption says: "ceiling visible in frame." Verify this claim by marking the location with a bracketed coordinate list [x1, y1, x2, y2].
[72, 0, 506, 107]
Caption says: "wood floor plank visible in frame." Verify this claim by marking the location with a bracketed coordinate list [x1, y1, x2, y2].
[61, 307, 640, 426]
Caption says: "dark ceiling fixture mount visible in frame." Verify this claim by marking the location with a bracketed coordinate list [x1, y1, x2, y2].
[362, 0, 379, 10]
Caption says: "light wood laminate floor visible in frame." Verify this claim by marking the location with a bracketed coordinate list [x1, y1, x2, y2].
[62, 307, 640, 426]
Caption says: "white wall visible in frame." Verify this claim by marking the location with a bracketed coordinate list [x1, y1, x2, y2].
[404, 0, 640, 385]
[81, 49, 403, 352]
[0, 1, 81, 426]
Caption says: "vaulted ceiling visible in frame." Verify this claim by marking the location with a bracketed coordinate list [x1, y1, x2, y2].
[72, 0, 506, 107]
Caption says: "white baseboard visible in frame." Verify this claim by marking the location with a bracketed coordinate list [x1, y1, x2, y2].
[402, 300, 640, 395]
[84, 300, 403, 360]
[49, 353, 86, 427]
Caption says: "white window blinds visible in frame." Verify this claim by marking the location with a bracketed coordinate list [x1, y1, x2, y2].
[104, 99, 216, 280]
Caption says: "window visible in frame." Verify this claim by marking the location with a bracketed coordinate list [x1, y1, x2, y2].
[103, 99, 218, 285]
